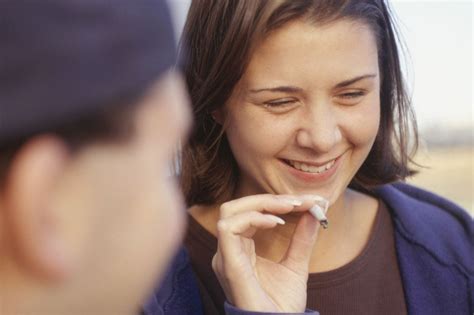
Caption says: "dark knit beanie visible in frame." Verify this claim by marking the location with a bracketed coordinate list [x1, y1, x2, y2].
[0, 0, 177, 144]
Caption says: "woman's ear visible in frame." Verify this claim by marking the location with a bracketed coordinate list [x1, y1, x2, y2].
[2, 134, 72, 281]
[211, 108, 225, 125]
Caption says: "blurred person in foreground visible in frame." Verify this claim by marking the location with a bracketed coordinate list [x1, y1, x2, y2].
[0, 0, 191, 314]
[147, 0, 474, 314]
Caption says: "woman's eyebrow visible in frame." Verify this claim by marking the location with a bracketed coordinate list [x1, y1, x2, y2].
[335, 74, 377, 88]
[248, 74, 377, 94]
[249, 85, 303, 94]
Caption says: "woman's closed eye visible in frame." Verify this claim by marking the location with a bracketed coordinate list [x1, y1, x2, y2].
[339, 91, 365, 98]
[263, 98, 297, 108]
[335, 90, 367, 105]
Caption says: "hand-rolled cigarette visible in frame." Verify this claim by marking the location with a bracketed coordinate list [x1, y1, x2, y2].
[308, 197, 329, 229]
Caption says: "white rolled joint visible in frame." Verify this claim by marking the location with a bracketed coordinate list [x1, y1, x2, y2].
[309, 197, 329, 229]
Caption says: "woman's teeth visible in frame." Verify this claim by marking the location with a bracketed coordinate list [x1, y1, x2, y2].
[288, 159, 335, 174]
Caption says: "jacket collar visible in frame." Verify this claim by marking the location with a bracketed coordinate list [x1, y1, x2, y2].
[374, 182, 473, 275]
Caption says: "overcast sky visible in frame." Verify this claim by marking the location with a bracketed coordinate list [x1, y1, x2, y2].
[168, 0, 473, 131]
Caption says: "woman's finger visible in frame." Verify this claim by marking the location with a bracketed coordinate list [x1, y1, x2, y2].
[216, 211, 284, 265]
[218, 211, 284, 236]
[280, 212, 320, 275]
[219, 194, 316, 219]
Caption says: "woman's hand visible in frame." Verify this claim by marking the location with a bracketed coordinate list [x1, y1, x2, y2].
[212, 194, 320, 313]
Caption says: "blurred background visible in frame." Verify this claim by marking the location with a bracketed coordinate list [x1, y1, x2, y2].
[168, 0, 473, 214]
[390, 0, 472, 214]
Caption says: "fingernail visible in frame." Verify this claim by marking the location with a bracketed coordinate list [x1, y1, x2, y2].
[268, 215, 286, 225]
[280, 198, 303, 206]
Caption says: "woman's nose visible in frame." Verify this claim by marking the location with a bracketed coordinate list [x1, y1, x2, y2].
[295, 102, 342, 153]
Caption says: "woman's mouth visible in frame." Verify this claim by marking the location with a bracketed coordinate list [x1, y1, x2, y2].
[280, 155, 343, 183]
[285, 158, 336, 174]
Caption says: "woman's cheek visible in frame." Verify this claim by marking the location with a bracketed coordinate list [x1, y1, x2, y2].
[343, 101, 380, 146]
[227, 108, 290, 152]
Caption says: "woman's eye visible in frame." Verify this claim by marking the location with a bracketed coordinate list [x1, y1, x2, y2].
[263, 99, 296, 108]
[335, 90, 367, 105]
[338, 91, 365, 99]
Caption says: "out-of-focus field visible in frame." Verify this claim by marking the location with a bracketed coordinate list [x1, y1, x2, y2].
[407, 146, 473, 215]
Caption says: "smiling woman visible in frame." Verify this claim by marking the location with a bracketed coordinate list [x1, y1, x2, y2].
[145, 1, 473, 315]
[180, 2, 417, 206]
[220, 19, 381, 204]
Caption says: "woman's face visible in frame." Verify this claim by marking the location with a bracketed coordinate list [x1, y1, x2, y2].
[220, 19, 380, 204]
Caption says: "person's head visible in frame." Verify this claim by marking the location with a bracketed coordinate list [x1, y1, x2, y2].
[181, 0, 418, 205]
[0, 0, 190, 314]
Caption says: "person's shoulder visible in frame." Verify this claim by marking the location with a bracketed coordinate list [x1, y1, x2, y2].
[143, 247, 203, 315]
[374, 182, 473, 273]
[374, 182, 472, 233]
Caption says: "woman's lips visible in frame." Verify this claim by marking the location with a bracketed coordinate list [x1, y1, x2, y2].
[287, 158, 336, 173]
[280, 154, 343, 182]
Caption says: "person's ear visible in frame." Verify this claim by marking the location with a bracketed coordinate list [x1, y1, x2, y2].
[1, 134, 72, 281]
[211, 108, 225, 125]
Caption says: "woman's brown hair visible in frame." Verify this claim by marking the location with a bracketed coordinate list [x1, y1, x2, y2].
[180, 0, 418, 206]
